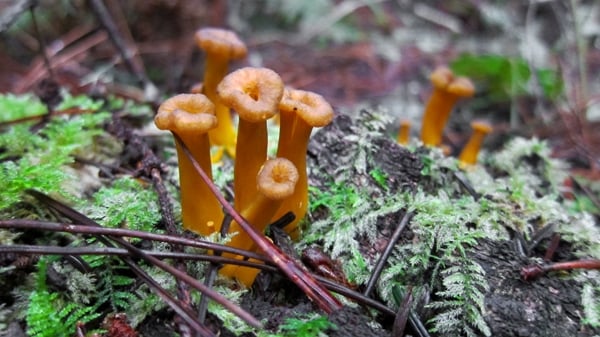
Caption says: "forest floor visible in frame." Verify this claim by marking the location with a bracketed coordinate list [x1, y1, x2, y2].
[1, 1, 600, 337]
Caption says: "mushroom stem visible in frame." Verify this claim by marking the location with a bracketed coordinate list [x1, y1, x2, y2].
[174, 133, 221, 235]
[275, 122, 312, 239]
[203, 56, 237, 157]
[195, 28, 248, 158]
[397, 119, 411, 145]
[154, 94, 223, 236]
[219, 158, 299, 286]
[274, 89, 334, 240]
[458, 121, 492, 168]
[234, 120, 268, 210]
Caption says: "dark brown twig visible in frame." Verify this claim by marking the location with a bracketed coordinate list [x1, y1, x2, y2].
[0, 219, 269, 263]
[364, 211, 413, 297]
[0, 244, 269, 270]
[24, 190, 263, 329]
[2, 242, 430, 336]
[173, 133, 342, 313]
[521, 259, 600, 281]
[392, 286, 413, 337]
[544, 233, 561, 261]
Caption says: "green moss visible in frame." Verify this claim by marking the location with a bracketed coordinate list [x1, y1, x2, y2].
[0, 94, 47, 122]
[82, 177, 162, 236]
[0, 94, 110, 212]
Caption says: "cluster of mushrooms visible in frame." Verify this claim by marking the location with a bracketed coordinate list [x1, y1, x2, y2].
[154, 28, 334, 286]
[396, 66, 492, 168]
[155, 28, 491, 286]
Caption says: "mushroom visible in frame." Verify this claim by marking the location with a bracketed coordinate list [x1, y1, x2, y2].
[217, 67, 284, 211]
[195, 27, 248, 157]
[458, 120, 493, 168]
[273, 88, 334, 239]
[154, 94, 223, 236]
[396, 119, 411, 145]
[219, 157, 299, 286]
[420, 66, 475, 146]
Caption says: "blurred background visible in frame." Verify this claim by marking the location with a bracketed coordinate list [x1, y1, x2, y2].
[0, 0, 599, 175]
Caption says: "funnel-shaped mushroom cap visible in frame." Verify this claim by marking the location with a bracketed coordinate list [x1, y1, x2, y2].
[430, 66, 454, 89]
[195, 27, 247, 59]
[155, 94, 217, 134]
[217, 67, 284, 122]
[257, 158, 299, 200]
[279, 88, 334, 127]
[447, 77, 475, 97]
[471, 120, 493, 134]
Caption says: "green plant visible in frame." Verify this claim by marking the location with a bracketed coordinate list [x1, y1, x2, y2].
[305, 179, 404, 258]
[450, 54, 563, 101]
[278, 314, 336, 337]
[82, 255, 137, 312]
[427, 261, 491, 337]
[0, 93, 47, 122]
[26, 258, 100, 337]
[82, 177, 162, 237]
[0, 93, 110, 212]
[581, 278, 600, 328]
[369, 167, 388, 190]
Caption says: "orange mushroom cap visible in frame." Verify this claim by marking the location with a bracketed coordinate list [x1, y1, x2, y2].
[217, 67, 285, 122]
[154, 94, 223, 236]
[257, 157, 299, 200]
[447, 77, 475, 97]
[155, 94, 217, 135]
[429, 66, 454, 89]
[195, 27, 248, 60]
[279, 88, 335, 127]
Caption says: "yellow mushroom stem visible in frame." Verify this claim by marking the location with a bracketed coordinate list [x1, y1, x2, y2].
[397, 119, 411, 145]
[217, 67, 284, 212]
[204, 57, 236, 155]
[458, 121, 493, 168]
[274, 88, 334, 240]
[195, 28, 248, 157]
[154, 94, 223, 236]
[219, 158, 299, 286]
[420, 67, 475, 147]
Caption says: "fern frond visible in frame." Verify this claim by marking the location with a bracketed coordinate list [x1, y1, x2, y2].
[26, 258, 100, 337]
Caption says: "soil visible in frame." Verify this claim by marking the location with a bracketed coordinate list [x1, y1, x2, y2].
[472, 239, 596, 337]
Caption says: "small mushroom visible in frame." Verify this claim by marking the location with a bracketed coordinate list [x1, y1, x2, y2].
[420, 66, 475, 146]
[397, 119, 412, 145]
[219, 157, 299, 286]
[274, 88, 334, 239]
[154, 94, 223, 235]
[195, 27, 248, 157]
[458, 120, 493, 168]
[217, 67, 284, 212]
